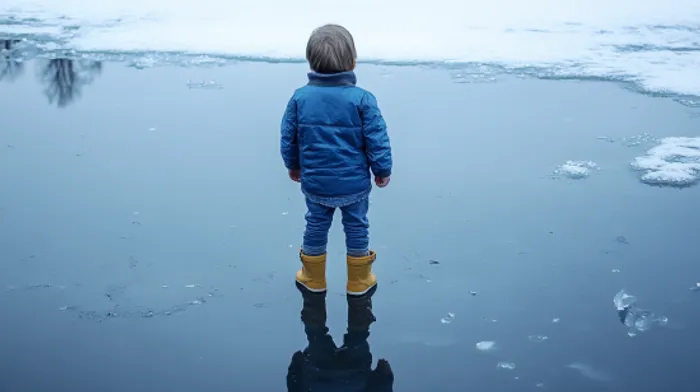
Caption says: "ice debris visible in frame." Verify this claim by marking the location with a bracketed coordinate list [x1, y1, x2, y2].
[441, 312, 455, 324]
[553, 160, 599, 179]
[475, 341, 496, 351]
[614, 289, 668, 337]
[497, 362, 516, 370]
[631, 136, 700, 187]
[186, 80, 223, 89]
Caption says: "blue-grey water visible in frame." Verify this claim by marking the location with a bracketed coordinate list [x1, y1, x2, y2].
[2, 56, 700, 391]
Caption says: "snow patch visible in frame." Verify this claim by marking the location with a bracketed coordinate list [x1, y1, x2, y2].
[631, 137, 700, 187]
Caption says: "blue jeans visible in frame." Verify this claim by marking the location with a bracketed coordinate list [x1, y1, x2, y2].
[302, 197, 369, 257]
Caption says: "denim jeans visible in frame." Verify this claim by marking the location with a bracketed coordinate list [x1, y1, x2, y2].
[302, 197, 369, 257]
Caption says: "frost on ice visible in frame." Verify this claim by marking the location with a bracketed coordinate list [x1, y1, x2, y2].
[553, 160, 599, 179]
[631, 137, 700, 187]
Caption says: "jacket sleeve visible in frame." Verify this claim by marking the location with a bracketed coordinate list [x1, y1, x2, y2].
[361, 92, 392, 178]
[367, 359, 394, 392]
[286, 351, 304, 392]
[281, 94, 300, 170]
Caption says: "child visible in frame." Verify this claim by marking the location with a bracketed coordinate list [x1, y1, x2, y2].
[280, 24, 392, 296]
[286, 282, 394, 391]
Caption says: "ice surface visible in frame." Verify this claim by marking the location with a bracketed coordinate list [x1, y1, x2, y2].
[631, 137, 700, 187]
[1, 0, 699, 97]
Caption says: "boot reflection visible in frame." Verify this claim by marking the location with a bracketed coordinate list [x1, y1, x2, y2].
[287, 282, 394, 392]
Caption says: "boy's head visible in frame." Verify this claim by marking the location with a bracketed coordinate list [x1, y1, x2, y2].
[306, 24, 357, 74]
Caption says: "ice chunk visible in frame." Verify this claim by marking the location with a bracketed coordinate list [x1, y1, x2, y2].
[631, 137, 700, 187]
[613, 289, 637, 310]
[614, 289, 668, 336]
[186, 80, 223, 89]
[497, 362, 516, 370]
[475, 341, 496, 351]
[440, 312, 455, 324]
[528, 335, 549, 342]
[553, 160, 599, 179]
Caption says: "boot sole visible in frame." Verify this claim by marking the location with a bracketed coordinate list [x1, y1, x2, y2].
[295, 281, 327, 294]
[346, 283, 378, 297]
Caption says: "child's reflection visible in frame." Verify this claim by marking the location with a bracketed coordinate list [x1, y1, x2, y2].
[287, 283, 394, 392]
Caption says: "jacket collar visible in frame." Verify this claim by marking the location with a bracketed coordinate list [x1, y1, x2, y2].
[307, 71, 357, 87]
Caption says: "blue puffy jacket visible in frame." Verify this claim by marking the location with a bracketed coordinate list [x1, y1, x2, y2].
[280, 71, 392, 206]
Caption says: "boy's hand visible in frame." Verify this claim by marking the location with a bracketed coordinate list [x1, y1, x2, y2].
[374, 176, 390, 188]
[288, 169, 300, 182]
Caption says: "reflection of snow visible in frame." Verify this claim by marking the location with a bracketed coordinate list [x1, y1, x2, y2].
[631, 137, 700, 187]
[553, 160, 599, 179]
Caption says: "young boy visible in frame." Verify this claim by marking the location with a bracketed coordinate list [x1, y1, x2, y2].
[280, 24, 392, 296]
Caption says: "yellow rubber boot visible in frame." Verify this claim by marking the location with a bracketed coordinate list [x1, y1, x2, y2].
[296, 251, 327, 293]
[346, 250, 377, 295]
